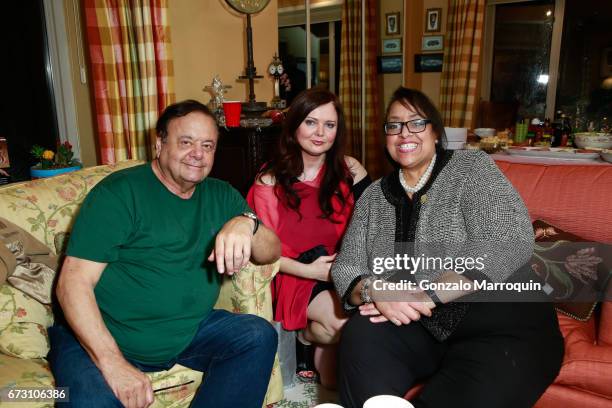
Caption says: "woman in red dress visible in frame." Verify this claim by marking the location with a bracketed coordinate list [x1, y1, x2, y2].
[247, 89, 370, 384]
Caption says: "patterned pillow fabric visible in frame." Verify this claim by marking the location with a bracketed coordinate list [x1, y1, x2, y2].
[0, 161, 143, 252]
[532, 220, 612, 321]
[0, 353, 54, 407]
[0, 284, 53, 358]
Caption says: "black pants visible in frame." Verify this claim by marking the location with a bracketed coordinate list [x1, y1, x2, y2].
[338, 302, 564, 408]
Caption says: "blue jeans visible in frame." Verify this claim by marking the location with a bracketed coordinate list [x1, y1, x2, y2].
[48, 310, 278, 408]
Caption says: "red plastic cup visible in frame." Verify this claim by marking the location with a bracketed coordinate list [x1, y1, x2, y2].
[223, 101, 242, 127]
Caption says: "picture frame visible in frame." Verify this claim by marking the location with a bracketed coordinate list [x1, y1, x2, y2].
[382, 38, 402, 54]
[385, 12, 400, 35]
[421, 35, 443, 52]
[378, 56, 403, 74]
[425, 8, 442, 33]
[414, 53, 443, 73]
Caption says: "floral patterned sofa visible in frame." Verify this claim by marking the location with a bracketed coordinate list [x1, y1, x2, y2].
[0, 161, 283, 407]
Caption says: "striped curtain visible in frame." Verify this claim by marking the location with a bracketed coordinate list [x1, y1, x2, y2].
[440, 0, 486, 128]
[339, 0, 381, 178]
[84, 0, 175, 164]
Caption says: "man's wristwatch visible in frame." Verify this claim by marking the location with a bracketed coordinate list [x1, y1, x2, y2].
[241, 212, 260, 235]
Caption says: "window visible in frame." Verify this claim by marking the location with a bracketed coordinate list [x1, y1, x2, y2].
[555, 0, 612, 128]
[490, 1, 554, 119]
[483, 0, 612, 127]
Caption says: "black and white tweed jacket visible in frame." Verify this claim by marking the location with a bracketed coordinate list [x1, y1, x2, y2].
[331, 149, 535, 341]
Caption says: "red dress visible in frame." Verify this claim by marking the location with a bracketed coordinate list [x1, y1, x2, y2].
[246, 167, 353, 330]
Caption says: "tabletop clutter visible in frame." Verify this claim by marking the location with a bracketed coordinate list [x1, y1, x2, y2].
[449, 112, 612, 163]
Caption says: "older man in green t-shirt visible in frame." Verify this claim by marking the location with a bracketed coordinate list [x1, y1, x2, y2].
[48, 100, 281, 408]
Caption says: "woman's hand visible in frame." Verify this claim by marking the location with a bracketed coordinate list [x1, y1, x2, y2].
[308, 254, 337, 282]
[359, 299, 434, 326]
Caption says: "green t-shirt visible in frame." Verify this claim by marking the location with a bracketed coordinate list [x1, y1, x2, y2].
[67, 164, 250, 365]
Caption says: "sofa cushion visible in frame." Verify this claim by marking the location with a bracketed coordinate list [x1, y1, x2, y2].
[555, 318, 612, 398]
[599, 301, 612, 346]
[531, 220, 611, 321]
[0, 284, 53, 359]
[535, 383, 612, 408]
[0, 161, 143, 253]
[495, 161, 612, 243]
[0, 354, 54, 398]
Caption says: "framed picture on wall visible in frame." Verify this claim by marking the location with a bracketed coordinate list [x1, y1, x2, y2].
[386, 12, 401, 35]
[422, 35, 443, 51]
[425, 8, 442, 33]
[414, 53, 443, 73]
[378, 56, 403, 74]
[382, 38, 402, 54]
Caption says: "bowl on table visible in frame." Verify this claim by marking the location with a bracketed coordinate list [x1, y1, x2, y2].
[474, 128, 496, 138]
[574, 132, 612, 149]
[479, 136, 502, 153]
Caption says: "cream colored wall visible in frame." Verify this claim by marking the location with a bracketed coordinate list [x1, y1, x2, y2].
[169, 0, 278, 104]
[278, 0, 330, 8]
[61, 0, 279, 167]
[419, 0, 447, 108]
[379, 0, 403, 116]
[63, 0, 98, 167]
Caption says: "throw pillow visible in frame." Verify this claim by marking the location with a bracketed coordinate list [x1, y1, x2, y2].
[531, 220, 611, 321]
[0, 217, 58, 304]
[0, 283, 54, 358]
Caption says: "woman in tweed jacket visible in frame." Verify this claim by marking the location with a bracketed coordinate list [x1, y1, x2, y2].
[331, 87, 563, 408]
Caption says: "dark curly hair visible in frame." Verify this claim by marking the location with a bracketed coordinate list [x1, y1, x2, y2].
[259, 88, 353, 220]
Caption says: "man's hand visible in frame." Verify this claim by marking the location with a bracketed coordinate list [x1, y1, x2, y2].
[208, 216, 254, 274]
[99, 357, 153, 408]
[308, 254, 337, 282]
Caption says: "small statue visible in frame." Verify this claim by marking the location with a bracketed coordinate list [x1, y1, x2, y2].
[203, 75, 232, 124]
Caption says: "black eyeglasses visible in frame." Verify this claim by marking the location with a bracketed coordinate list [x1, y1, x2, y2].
[384, 119, 432, 135]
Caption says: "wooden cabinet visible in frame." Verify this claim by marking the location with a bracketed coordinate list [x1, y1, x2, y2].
[210, 125, 281, 196]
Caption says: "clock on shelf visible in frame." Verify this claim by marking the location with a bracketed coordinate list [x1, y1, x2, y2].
[268, 54, 286, 109]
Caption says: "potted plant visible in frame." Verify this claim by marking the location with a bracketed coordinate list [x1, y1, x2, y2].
[30, 141, 82, 179]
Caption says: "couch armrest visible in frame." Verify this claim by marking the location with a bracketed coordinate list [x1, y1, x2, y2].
[214, 260, 279, 318]
[557, 311, 596, 343]
[214, 260, 282, 406]
[555, 309, 612, 398]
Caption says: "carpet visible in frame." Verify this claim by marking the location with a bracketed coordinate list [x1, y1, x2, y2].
[272, 381, 338, 408]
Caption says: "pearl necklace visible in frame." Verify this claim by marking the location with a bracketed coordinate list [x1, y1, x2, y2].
[399, 154, 437, 194]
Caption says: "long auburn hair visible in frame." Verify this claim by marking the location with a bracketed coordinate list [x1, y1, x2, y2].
[259, 88, 353, 220]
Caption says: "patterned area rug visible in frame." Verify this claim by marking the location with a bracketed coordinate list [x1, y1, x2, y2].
[272, 381, 338, 408]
